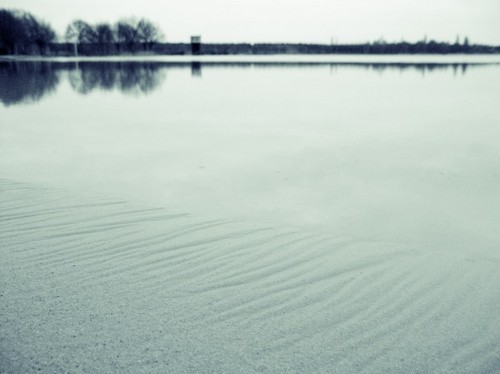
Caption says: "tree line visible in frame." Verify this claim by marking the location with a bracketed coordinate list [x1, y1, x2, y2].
[0, 9, 163, 55]
[64, 18, 163, 55]
[0, 9, 56, 55]
[1, 8, 500, 56]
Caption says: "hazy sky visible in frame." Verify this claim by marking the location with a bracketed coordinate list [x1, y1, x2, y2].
[2, 0, 500, 44]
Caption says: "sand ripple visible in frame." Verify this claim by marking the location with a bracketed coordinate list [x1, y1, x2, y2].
[1, 179, 499, 373]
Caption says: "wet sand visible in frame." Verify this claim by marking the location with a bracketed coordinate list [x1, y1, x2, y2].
[1, 178, 499, 373]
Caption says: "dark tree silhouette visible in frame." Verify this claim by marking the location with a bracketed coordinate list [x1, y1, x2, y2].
[65, 19, 98, 55]
[95, 23, 115, 55]
[2, 8, 499, 57]
[66, 20, 97, 44]
[22, 13, 55, 55]
[0, 10, 25, 54]
[0, 9, 55, 55]
[64, 23, 78, 56]
[136, 18, 162, 51]
[116, 19, 139, 52]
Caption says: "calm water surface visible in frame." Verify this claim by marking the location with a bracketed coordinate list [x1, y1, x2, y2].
[1, 58, 499, 255]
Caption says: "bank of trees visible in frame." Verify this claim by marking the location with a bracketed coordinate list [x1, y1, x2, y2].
[0, 9, 56, 54]
[0, 8, 163, 55]
[2, 8, 500, 56]
[64, 18, 163, 55]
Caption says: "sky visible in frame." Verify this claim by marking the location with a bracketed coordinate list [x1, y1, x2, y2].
[2, 0, 500, 44]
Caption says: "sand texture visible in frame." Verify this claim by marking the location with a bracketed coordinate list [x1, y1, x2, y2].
[1, 179, 499, 373]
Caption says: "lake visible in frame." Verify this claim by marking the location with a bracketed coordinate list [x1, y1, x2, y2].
[1, 56, 500, 372]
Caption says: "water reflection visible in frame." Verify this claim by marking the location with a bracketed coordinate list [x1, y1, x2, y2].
[191, 62, 202, 77]
[68, 62, 166, 95]
[0, 61, 60, 106]
[368, 62, 469, 75]
[0, 60, 497, 106]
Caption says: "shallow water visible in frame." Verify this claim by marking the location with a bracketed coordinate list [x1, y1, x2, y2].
[1, 58, 500, 372]
[1, 58, 500, 253]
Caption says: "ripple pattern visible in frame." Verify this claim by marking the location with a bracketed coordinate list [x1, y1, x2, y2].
[1, 179, 499, 373]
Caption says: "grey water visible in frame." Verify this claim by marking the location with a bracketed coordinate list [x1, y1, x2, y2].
[1, 58, 500, 255]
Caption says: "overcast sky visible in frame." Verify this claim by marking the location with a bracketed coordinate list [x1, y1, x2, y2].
[2, 0, 500, 44]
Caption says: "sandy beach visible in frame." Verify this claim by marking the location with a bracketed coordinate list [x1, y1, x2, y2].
[1, 178, 499, 373]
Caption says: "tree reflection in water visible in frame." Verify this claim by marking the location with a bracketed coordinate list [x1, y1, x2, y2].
[68, 62, 166, 95]
[0, 61, 60, 106]
[0, 61, 166, 106]
[0, 60, 495, 107]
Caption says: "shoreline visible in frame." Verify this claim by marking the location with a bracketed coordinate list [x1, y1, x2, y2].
[3, 53, 500, 64]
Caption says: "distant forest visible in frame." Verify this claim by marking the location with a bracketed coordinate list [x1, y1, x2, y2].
[1, 8, 500, 56]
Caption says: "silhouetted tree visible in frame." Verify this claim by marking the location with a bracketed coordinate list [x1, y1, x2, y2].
[64, 22, 79, 56]
[22, 13, 55, 54]
[65, 20, 97, 55]
[136, 18, 162, 51]
[116, 19, 139, 52]
[0, 10, 24, 54]
[76, 20, 97, 43]
[0, 9, 55, 55]
[95, 23, 115, 55]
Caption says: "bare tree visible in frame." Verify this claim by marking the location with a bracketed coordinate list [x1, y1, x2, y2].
[67, 21, 96, 44]
[95, 23, 114, 55]
[64, 22, 79, 56]
[77, 21, 97, 44]
[136, 18, 163, 51]
[116, 19, 139, 52]
[65, 20, 98, 55]
[22, 13, 55, 54]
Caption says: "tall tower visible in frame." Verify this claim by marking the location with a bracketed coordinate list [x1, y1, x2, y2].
[191, 36, 201, 55]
